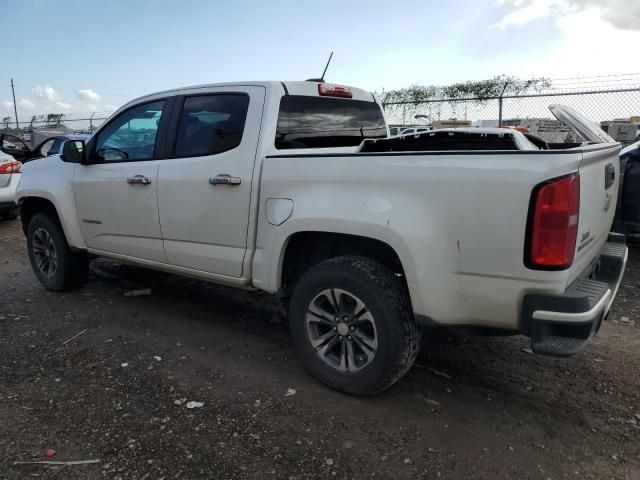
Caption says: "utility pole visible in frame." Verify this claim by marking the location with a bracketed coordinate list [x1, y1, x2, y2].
[497, 81, 509, 127]
[10, 78, 19, 129]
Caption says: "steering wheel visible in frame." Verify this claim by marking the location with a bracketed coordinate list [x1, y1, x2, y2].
[97, 146, 129, 161]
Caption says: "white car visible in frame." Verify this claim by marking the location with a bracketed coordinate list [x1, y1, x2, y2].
[16, 81, 627, 395]
[0, 150, 20, 220]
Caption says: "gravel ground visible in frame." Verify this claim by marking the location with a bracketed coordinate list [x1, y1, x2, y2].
[0, 218, 638, 480]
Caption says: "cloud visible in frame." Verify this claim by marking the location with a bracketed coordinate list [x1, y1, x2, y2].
[512, 6, 640, 77]
[87, 103, 98, 112]
[1, 100, 13, 110]
[492, 0, 555, 28]
[77, 89, 101, 102]
[55, 101, 72, 111]
[104, 104, 118, 111]
[33, 85, 59, 102]
[18, 99, 35, 111]
[495, 0, 640, 31]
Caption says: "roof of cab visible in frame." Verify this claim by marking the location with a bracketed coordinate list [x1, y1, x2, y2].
[124, 81, 376, 111]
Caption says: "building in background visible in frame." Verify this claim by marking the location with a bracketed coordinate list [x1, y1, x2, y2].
[600, 118, 640, 144]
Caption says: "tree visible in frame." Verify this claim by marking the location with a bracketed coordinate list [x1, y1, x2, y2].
[379, 75, 551, 105]
[1, 116, 10, 130]
[45, 113, 65, 126]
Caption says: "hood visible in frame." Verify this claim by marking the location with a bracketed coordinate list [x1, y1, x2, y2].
[549, 104, 615, 144]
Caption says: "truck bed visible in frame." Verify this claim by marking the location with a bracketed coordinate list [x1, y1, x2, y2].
[258, 143, 621, 331]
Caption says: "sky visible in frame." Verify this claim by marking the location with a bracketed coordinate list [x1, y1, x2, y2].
[1, 0, 640, 121]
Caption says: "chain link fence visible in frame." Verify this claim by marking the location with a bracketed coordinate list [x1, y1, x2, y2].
[1, 112, 112, 136]
[4, 77, 640, 145]
[382, 83, 640, 144]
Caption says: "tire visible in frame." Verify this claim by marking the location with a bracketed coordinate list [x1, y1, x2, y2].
[289, 256, 420, 395]
[26, 212, 88, 291]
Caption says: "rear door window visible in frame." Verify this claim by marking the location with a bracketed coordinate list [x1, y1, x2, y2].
[275, 96, 387, 149]
[174, 94, 250, 157]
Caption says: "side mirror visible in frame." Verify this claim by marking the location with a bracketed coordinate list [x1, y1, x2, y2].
[61, 140, 86, 163]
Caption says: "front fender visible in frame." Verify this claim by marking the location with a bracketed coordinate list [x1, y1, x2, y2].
[17, 157, 86, 249]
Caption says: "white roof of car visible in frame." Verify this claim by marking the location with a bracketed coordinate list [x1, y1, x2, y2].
[428, 127, 516, 135]
[400, 127, 540, 150]
[127, 81, 375, 110]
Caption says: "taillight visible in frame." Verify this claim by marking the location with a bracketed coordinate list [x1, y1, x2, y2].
[526, 174, 580, 270]
[0, 160, 21, 174]
[318, 83, 353, 98]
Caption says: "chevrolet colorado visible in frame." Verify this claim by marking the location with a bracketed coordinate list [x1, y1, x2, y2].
[15, 81, 628, 394]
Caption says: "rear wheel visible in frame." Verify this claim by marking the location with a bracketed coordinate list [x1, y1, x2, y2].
[27, 213, 88, 291]
[289, 256, 419, 395]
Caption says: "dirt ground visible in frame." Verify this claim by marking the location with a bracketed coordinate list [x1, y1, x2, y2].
[0, 218, 638, 480]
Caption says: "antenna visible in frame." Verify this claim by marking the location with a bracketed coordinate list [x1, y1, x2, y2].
[306, 51, 334, 83]
[320, 51, 333, 81]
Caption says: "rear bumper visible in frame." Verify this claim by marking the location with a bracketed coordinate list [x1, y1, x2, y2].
[521, 233, 628, 356]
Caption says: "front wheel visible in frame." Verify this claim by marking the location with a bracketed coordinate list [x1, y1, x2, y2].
[27, 213, 88, 291]
[289, 256, 420, 395]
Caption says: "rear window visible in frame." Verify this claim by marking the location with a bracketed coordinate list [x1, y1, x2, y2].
[275, 95, 387, 149]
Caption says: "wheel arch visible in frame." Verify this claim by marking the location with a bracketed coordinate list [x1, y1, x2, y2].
[19, 195, 85, 250]
[274, 228, 423, 314]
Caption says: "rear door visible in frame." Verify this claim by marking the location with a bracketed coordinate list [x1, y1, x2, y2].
[156, 86, 265, 277]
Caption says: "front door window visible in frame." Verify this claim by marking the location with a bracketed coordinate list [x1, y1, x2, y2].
[95, 101, 165, 162]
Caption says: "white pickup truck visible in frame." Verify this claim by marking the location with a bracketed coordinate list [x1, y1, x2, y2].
[16, 81, 628, 395]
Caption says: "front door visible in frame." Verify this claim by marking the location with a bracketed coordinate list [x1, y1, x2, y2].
[74, 100, 168, 263]
[157, 87, 265, 277]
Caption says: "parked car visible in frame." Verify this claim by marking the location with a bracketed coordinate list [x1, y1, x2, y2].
[377, 126, 542, 150]
[613, 140, 640, 234]
[31, 134, 90, 160]
[0, 134, 31, 161]
[0, 147, 21, 221]
[15, 81, 627, 395]
[0, 133, 90, 164]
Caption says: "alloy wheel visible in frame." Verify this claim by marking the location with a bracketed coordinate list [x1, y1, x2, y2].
[305, 288, 378, 373]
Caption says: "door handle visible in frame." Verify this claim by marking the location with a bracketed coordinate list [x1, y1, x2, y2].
[209, 174, 241, 186]
[127, 175, 152, 185]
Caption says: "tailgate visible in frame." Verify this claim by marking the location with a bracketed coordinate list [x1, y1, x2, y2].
[569, 144, 621, 281]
